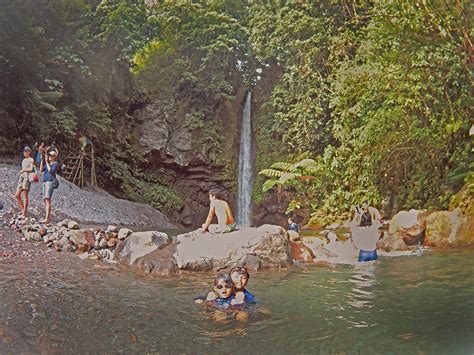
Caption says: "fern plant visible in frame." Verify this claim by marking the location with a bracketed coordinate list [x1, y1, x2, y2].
[259, 157, 317, 192]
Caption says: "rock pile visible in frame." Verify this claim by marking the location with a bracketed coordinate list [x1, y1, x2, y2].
[7, 216, 135, 262]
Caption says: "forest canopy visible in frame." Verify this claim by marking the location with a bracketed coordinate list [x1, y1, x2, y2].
[1, 0, 472, 219]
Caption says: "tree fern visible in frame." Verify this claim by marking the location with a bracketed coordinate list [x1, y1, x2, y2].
[259, 168, 284, 178]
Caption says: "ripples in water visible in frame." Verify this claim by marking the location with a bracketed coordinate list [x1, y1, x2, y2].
[0, 246, 473, 353]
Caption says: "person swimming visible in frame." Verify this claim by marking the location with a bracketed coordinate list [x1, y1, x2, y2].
[229, 266, 255, 305]
[194, 274, 235, 308]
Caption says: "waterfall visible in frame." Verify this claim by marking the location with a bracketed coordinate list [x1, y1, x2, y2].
[237, 91, 253, 227]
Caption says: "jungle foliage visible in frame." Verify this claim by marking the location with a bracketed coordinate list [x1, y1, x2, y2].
[1, 0, 472, 219]
[253, 1, 473, 223]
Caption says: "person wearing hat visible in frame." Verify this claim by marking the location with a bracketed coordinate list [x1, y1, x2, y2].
[40, 149, 59, 224]
[16, 146, 34, 217]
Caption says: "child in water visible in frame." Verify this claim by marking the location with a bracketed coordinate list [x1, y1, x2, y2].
[195, 274, 234, 307]
[229, 266, 255, 305]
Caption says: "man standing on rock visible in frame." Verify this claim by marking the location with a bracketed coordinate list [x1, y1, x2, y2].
[40, 149, 59, 224]
[16, 146, 34, 217]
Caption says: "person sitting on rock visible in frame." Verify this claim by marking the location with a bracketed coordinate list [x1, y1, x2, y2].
[229, 266, 255, 305]
[16, 146, 34, 218]
[288, 218, 299, 233]
[201, 188, 236, 234]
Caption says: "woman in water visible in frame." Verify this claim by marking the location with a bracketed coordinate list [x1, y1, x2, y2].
[201, 188, 236, 233]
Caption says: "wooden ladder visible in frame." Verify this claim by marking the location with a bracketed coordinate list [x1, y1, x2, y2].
[61, 143, 97, 188]
[62, 152, 85, 187]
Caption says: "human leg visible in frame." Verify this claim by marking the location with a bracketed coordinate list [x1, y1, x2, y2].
[22, 190, 29, 216]
[44, 198, 51, 224]
[16, 188, 24, 213]
[42, 181, 54, 224]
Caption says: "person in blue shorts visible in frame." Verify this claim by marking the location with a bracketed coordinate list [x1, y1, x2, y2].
[353, 201, 382, 262]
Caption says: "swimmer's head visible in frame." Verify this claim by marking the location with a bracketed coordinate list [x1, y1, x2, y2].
[229, 266, 249, 291]
[213, 274, 233, 299]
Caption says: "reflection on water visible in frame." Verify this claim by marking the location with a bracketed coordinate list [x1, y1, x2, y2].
[0, 245, 473, 353]
[348, 264, 376, 310]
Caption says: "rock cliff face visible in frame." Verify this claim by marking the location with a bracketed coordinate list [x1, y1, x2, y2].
[136, 102, 192, 166]
[132, 88, 248, 227]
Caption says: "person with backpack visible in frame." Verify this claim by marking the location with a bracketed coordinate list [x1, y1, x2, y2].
[39, 149, 59, 224]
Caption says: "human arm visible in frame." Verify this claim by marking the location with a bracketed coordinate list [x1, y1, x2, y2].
[352, 207, 361, 225]
[201, 206, 215, 232]
[206, 291, 218, 301]
[370, 207, 382, 223]
[39, 155, 45, 174]
[231, 291, 245, 305]
[225, 202, 235, 225]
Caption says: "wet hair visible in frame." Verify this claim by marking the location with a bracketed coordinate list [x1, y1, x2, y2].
[229, 266, 249, 280]
[214, 274, 233, 287]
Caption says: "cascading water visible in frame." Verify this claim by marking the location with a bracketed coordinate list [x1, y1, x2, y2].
[237, 91, 253, 227]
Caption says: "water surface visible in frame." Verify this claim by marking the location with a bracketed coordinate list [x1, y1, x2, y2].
[0, 243, 472, 353]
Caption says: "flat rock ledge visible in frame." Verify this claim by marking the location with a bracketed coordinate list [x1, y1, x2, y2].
[116, 224, 292, 275]
[174, 224, 293, 271]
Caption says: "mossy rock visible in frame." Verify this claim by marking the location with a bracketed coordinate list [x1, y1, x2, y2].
[425, 209, 474, 247]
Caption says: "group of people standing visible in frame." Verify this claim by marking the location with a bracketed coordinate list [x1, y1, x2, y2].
[16, 143, 60, 224]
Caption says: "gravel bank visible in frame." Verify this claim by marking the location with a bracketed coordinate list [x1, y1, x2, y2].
[0, 164, 176, 228]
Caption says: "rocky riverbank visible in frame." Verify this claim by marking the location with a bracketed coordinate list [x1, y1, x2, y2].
[0, 164, 176, 228]
[2, 173, 472, 277]
[5, 215, 293, 276]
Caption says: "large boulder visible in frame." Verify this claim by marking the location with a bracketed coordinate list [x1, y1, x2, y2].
[114, 231, 170, 265]
[174, 224, 292, 271]
[425, 209, 474, 247]
[377, 232, 409, 252]
[389, 209, 431, 245]
[132, 244, 177, 276]
[290, 241, 314, 262]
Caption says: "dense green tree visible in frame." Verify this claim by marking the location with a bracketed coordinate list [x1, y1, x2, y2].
[1, 0, 471, 220]
[257, 1, 473, 222]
